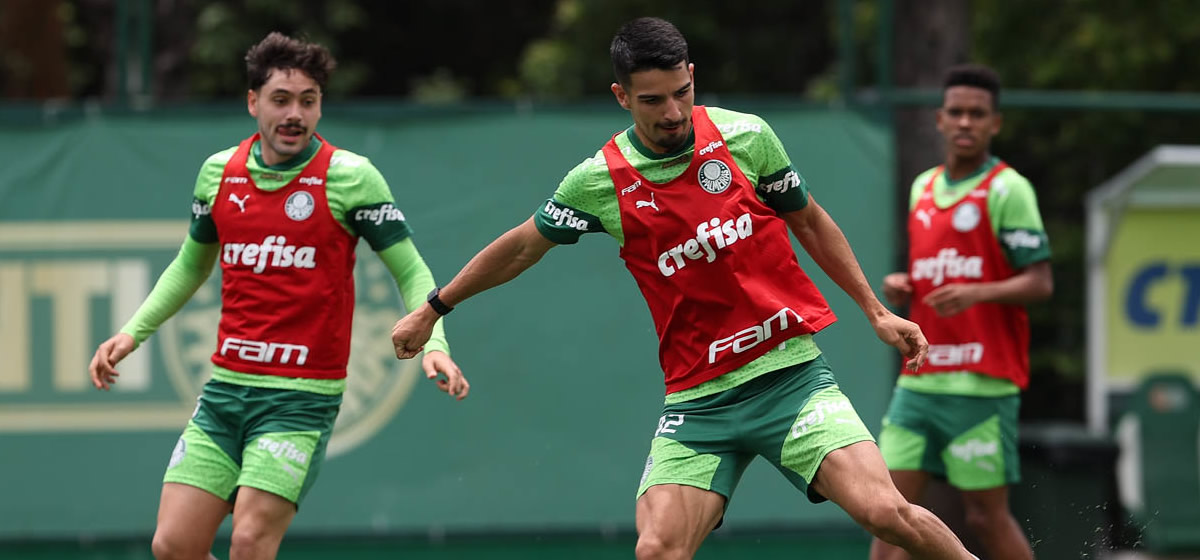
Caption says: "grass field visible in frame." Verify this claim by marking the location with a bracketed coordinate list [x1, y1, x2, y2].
[1, 531, 870, 560]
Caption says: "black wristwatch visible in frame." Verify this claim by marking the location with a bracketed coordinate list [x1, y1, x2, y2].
[427, 287, 454, 316]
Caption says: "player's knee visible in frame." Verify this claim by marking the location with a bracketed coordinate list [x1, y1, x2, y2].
[229, 524, 269, 558]
[859, 498, 920, 545]
[963, 501, 1010, 537]
[635, 533, 688, 560]
[151, 529, 201, 560]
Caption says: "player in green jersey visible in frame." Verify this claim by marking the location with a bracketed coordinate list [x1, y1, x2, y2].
[393, 18, 978, 560]
[870, 65, 1052, 560]
[88, 33, 468, 560]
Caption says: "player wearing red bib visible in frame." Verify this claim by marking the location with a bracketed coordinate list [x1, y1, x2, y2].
[870, 65, 1052, 560]
[391, 17, 978, 560]
[89, 33, 468, 560]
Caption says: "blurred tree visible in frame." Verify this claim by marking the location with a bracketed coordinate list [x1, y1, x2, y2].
[513, 0, 833, 100]
[969, 0, 1200, 420]
[0, 0, 70, 99]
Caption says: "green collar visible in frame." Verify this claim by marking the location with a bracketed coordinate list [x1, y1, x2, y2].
[252, 137, 322, 170]
[624, 126, 696, 160]
[944, 155, 999, 186]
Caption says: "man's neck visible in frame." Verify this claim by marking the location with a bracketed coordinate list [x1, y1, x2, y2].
[945, 153, 990, 181]
[254, 137, 320, 170]
[627, 124, 694, 160]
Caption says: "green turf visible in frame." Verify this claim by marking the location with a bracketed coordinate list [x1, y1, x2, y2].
[0, 531, 871, 559]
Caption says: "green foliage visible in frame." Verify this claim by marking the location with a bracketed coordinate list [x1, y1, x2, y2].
[513, 0, 834, 99]
[969, 1, 1200, 393]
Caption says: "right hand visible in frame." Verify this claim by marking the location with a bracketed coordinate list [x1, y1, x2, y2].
[882, 272, 913, 307]
[89, 333, 136, 391]
[391, 305, 438, 360]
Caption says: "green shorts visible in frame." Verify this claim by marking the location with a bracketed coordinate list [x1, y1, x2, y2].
[879, 387, 1021, 490]
[163, 380, 341, 505]
[637, 355, 875, 504]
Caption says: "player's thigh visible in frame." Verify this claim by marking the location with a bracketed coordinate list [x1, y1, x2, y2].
[163, 382, 249, 501]
[636, 483, 725, 555]
[237, 387, 341, 505]
[636, 383, 760, 500]
[154, 482, 232, 556]
[748, 357, 876, 503]
[809, 440, 906, 525]
[938, 394, 1021, 491]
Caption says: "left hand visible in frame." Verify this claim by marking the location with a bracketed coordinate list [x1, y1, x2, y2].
[422, 350, 469, 400]
[922, 283, 980, 317]
[870, 312, 929, 372]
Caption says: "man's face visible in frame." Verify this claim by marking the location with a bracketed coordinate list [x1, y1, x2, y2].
[936, 85, 1002, 160]
[247, 68, 322, 165]
[611, 62, 695, 154]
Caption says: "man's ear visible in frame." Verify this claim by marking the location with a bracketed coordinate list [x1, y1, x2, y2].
[611, 82, 630, 110]
[247, 89, 258, 118]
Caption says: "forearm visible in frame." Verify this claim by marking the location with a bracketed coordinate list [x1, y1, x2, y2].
[378, 239, 449, 354]
[974, 261, 1053, 305]
[438, 218, 553, 307]
[787, 205, 888, 320]
[119, 238, 218, 345]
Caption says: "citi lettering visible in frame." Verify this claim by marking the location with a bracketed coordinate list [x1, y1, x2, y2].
[911, 248, 983, 287]
[791, 398, 853, 438]
[257, 436, 310, 465]
[220, 337, 309, 366]
[224, 177, 248, 184]
[928, 342, 984, 366]
[698, 140, 724, 156]
[222, 235, 316, 273]
[658, 213, 754, 277]
[544, 200, 590, 231]
[298, 176, 324, 186]
[708, 307, 804, 364]
[760, 170, 800, 194]
[355, 203, 405, 225]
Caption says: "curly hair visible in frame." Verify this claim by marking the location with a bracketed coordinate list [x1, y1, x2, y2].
[245, 32, 337, 92]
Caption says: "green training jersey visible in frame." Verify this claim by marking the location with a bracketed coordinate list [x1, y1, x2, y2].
[902, 157, 1051, 397]
[533, 107, 822, 403]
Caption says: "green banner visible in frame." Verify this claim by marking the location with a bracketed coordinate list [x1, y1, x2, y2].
[0, 106, 895, 538]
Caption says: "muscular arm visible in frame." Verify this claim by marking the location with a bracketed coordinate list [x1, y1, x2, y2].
[391, 217, 556, 358]
[119, 237, 219, 345]
[780, 195, 929, 369]
[439, 218, 556, 306]
[780, 196, 889, 321]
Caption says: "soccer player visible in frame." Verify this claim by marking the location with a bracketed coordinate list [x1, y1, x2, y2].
[392, 17, 977, 560]
[869, 64, 1052, 560]
[88, 33, 468, 560]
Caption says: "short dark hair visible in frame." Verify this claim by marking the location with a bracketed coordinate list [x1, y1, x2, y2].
[610, 17, 689, 86]
[943, 64, 1001, 109]
[245, 32, 337, 92]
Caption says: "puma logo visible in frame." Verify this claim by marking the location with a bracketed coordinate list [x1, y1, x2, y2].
[636, 192, 659, 212]
[915, 208, 935, 229]
[228, 193, 250, 213]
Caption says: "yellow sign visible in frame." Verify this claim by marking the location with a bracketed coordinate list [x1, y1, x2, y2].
[1105, 209, 1200, 387]
[0, 221, 418, 457]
